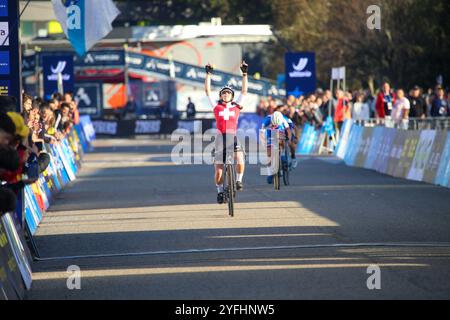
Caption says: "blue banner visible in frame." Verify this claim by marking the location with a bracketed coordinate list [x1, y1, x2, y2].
[323, 116, 335, 136]
[344, 125, 364, 166]
[364, 126, 384, 169]
[126, 51, 272, 97]
[0, 0, 21, 109]
[43, 55, 74, 99]
[435, 132, 450, 188]
[237, 114, 264, 141]
[297, 124, 319, 155]
[74, 50, 124, 67]
[285, 52, 316, 97]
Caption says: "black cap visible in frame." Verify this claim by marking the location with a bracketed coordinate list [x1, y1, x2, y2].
[0, 112, 16, 135]
[412, 85, 420, 90]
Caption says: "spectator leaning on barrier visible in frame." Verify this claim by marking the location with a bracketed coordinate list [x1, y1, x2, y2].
[430, 86, 449, 117]
[63, 92, 80, 125]
[352, 92, 370, 121]
[0, 112, 20, 215]
[409, 85, 427, 118]
[40, 103, 58, 144]
[60, 103, 73, 134]
[391, 89, 410, 129]
[333, 90, 350, 132]
[375, 82, 396, 119]
[22, 93, 33, 123]
[49, 98, 64, 132]
[319, 90, 333, 118]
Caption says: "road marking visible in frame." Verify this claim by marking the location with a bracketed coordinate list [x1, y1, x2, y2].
[34, 242, 450, 262]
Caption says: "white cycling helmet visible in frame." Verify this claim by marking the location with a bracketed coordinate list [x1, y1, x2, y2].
[271, 111, 284, 127]
[219, 86, 235, 98]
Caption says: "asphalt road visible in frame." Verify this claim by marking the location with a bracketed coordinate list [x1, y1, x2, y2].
[26, 137, 450, 299]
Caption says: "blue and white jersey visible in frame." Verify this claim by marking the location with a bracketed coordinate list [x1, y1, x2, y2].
[262, 114, 290, 143]
[262, 114, 290, 131]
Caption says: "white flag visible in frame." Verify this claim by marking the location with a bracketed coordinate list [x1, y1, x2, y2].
[51, 0, 120, 56]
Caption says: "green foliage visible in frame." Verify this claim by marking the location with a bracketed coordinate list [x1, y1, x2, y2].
[113, 0, 448, 88]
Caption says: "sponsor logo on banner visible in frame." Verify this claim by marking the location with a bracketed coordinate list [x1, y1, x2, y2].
[92, 121, 118, 135]
[1, 214, 33, 290]
[144, 89, 160, 107]
[0, 80, 9, 95]
[135, 120, 161, 134]
[177, 120, 202, 134]
[392, 131, 419, 178]
[74, 83, 102, 117]
[289, 58, 312, 78]
[0, 22, 9, 46]
[0, 0, 7, 17]
[48, 60, 71, 81]
[435, 132, 450, 188]
[422, 131, 447, 184]
[407, 130, 436, 181]
[0, 51, 10, 74]
[335, 120, 353, 159]
[355, 127, 373, 168]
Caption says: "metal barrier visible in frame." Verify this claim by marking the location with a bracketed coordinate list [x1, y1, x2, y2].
[354, 117, 450, 131]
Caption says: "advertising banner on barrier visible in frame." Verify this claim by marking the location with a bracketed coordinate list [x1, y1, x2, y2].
[238, 114, 264, 141]
[393, 131, 420, 179]
[312, 132, 326, 155]
[364, 126, 384, 170]
[24, 185, 42, 235]
[0, 221, 26, 299]
[344, 125, 364, 166]
[354, 127, 373, 168]
[297, 124, 319, 155]
[135, 120, 162, 134]
[373, 128, 396, 174]
[0, 236, 19, 299]
[386, 130, 407, 176]
[434, 132, 450, 188]
[407, 130, 436, 181]
[23, 122, 94, 234]
[92, 118, 215, 136]
[422, 131, 448, 184]
[1, 214, 32, 290]
[335, 120, 353, 159]
[177, 120, 203, 134]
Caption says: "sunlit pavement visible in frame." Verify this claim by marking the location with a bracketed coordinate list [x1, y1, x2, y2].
[26, 138, 450, 299]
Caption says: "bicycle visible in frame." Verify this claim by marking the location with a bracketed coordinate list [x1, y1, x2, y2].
[222, 151, 237, 217]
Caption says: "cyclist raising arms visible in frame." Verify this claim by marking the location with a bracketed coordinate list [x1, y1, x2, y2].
[205, 61, 248, 204]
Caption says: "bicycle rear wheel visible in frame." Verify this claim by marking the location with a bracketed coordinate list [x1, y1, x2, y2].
[226, 164, 235, 217]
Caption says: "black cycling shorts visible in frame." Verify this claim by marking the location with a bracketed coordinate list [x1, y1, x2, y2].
[214, 133, 243, 164]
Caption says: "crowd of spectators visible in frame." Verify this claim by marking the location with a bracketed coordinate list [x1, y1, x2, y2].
[257, 84, 449, 133]
[0, 92, 80, 216]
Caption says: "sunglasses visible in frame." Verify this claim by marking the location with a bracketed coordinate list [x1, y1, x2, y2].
[221, 90, 232, 95]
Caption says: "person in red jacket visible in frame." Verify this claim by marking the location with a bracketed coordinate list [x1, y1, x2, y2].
[333, 90, 350, 132]
[375, 82, 396, 119]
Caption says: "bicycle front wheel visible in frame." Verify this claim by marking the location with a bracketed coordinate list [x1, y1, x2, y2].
[226, 164, 235, 217]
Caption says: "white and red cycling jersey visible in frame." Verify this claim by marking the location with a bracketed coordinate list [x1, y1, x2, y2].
[208, 94, 245, 134]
